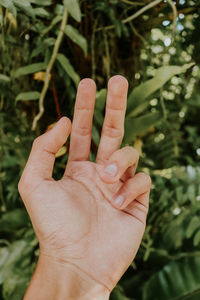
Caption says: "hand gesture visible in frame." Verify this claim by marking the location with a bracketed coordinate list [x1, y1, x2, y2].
[19, 76, 151, 300]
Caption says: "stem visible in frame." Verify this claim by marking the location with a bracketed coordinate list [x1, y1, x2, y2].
[32, 9, 68, 131]
[129, 22, 147, 45]
[96, 0, 162, 32]
[52, 77, 61, 120]
[166, 0, 178, 39]
[91, 19, 98, 80]
[120, 0, 145, 6]
[103, 29, 111, 81]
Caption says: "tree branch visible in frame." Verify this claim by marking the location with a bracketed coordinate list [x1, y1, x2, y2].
[32, 9, 68, 131]
[166, 0, 178, 39]
[52, 76, 61, 120]
[96, 0, 162, 32]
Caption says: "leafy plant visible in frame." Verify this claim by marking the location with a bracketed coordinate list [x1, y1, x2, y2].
[0, 0, 200, 299]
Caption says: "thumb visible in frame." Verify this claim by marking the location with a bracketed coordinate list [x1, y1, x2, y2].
[19, 117, 71, 194]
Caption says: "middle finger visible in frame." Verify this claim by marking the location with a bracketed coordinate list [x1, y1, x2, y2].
[96, 75, 128, 163]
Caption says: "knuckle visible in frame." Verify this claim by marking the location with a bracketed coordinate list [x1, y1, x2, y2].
[18, 172, 33, 198]
[103, 125, 124, 138]
[33, 135, 42, 148]
[18, 177, 28, 198]
[74, 126, 91, 136]
[18, 179, 24, 195]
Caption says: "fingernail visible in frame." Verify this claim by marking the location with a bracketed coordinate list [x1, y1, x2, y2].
[113, 195, 124, 207]
[104, 163, 118, 177]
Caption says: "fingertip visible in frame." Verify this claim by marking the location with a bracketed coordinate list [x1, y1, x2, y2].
[79, 78, 96, 90]
[60, 116, 72, 131]
[44, 117, 71, 150]
[97, 163, 119, 184]
[108, 75, 128, 94]
[76, 78, 96, 110]
[52, 117, 71, 135]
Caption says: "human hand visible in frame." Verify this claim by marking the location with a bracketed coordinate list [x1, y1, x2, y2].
[18, 76, 151, 300]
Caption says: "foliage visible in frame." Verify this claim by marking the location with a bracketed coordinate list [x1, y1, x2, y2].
[0, 0, 200, 299]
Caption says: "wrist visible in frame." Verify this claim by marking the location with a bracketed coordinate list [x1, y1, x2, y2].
[24, 253, 110, 300]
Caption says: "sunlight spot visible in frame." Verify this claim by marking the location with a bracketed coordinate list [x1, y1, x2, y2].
[162, 20, 170, 26]
[173, 207, 181, 215]
[164, 37, 171, 47]
[150, 98, 158, 106]
[135, 73, 141, 80]
[179, 13, 184, 19]
[179, 111, 185, 118]
[25, 34, 30, 40]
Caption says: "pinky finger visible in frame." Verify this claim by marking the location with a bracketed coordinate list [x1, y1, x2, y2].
[111, 172, 151, 211]
[124, 192, 150, 225]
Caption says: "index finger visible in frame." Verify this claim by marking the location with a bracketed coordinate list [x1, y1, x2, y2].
[68, 78, 96, 162]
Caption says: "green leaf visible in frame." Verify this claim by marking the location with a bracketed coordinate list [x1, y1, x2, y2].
[63, 0, 81, 22]
[0, 248, 9, 271]
[142, 257, 200, 300]
[93, 89, 107, 128]
[186, 216, 200, 239]
[127, 63, 194, 117]
[0, 240, 33, 300]
[92, 125, 100, 146]
[2, 272, 30, 300]
[42, 15, 62, 35]
[13, 0, 35, 18]
[111, 285, 131, 300]
[0, 74, 11, 83]
[124, 112, 162, 143]
[0, 240, 33, 284]
[14, 62, 47, 77]
[30, 0, 52, 5]
[95, 88, 107, 111]
[94, 109, 104, 127]
[31, 38, 56, 58]
[0, 0, 17, 17]
[194, 230, 200, 247]
[0, 209, 29, 232]
[56, 53, 80, 87]
[34, 7, 50, 18]
[16, 91, 40, 101]
[64, 25, 87, 56]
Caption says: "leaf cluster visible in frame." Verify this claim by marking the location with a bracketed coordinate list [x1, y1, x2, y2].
[0, 0, 200, 299]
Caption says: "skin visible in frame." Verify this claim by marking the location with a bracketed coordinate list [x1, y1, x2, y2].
[18, 75, 151, 300]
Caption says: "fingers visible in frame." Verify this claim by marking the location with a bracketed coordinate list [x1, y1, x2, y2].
[98, 146, 139, 184]
[68, 78, 96, 162]
[111, 172, 151, 211]
[18, 117, 71, 193]
[124, 192, 150, 225]
[96, 75, 128, 163]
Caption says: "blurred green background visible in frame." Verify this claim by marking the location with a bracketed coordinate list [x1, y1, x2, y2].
[0, 0, 200, 299]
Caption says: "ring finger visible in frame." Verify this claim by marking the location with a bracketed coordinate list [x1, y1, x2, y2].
[98, 146, 139, 184]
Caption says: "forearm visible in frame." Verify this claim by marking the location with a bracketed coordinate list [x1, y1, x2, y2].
[24, 253, 110, 300]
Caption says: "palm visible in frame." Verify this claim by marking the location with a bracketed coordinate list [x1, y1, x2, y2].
[29, 160, 146, 289]
[19, 76, 150, 292]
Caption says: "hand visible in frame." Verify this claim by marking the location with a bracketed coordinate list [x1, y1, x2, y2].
[18, 76, 151, 300]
